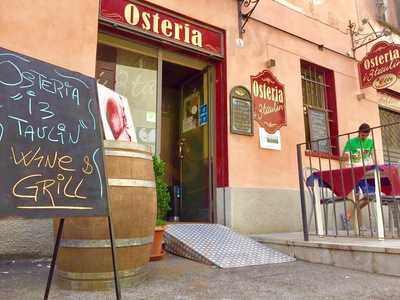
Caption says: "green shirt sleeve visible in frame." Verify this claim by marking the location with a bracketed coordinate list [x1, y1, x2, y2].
[343, 139, 351, 152]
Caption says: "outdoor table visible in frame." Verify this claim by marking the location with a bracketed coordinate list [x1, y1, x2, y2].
[306, 164, 400, 240]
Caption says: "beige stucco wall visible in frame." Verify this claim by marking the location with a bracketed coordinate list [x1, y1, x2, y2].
[151, 0, 398, 233]
[231, 1, 392, 190]
[151, 0, 391, 192]
[0, 0, 99, 76]
[0, 0, 398, 240]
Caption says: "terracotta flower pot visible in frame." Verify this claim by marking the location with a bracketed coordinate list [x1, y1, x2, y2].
[150, 225, 166, 261]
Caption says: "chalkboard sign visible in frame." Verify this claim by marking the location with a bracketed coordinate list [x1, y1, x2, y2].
[0, 47, 108, 218]
[307, 107, 331, 153]
[230, 86, 253, 135]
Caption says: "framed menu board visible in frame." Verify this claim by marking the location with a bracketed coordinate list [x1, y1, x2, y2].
[307, 107, 331, 153]
[230, 86, 253, 136]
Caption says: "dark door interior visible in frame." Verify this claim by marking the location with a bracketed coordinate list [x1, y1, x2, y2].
[161, 61, 210, 222]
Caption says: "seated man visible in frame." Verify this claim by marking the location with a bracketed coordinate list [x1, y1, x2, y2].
[342, 123, 375, 231]
[342, 123, 375, 167]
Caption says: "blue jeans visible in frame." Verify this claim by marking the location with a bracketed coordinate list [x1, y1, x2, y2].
[357, 179, 375, 196]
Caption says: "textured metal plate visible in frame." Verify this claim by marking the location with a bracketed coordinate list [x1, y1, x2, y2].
[164, 224, 295, 268]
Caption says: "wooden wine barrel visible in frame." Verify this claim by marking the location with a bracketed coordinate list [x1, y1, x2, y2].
[55, 140, 156, 290]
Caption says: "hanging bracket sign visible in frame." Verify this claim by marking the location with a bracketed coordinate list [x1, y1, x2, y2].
[251, 69, 286, 134]
[358, 41, 400, 89]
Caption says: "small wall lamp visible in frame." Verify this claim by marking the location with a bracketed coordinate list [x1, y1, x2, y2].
[266, 59, 276, 68]
[356, 93, 366, 101]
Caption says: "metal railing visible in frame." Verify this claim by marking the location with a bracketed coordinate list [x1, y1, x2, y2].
[297, 122, 400, 241]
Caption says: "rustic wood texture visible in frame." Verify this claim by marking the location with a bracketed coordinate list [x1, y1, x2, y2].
[105, 156, 154, 181]
[57, 245, 151, 273]
[54, 141, 156, 290]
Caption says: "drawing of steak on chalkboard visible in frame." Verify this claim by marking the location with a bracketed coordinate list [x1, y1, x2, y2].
[97, 83, 137, 142]
[0, 47, 108, 218]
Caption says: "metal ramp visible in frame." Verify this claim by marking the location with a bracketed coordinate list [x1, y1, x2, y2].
[164, 224, 295, 268]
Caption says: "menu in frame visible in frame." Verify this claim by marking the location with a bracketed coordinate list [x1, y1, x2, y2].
[230, 86, 253, 136]
[307, 107, 331, 153]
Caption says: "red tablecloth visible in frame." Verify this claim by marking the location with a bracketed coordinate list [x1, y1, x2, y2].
[311, 165, 400, 197]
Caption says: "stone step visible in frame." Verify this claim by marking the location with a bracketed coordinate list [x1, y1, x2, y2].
[251, 232, 400, 277]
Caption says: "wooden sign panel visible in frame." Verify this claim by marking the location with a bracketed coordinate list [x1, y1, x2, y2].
[230, 86, 253, 135]
[0, 47, 108, 218]
[307, 107, 331, 153]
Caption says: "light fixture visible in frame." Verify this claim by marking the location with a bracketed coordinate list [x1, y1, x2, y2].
[356, 93, 366, 101]
[236, 38, 245, 48]
[266, 59, 276, 68]
[361, 17, 369, 25]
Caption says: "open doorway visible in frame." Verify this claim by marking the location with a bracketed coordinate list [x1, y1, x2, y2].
[160, 61, 211, 222]
[95, 36, 219, 223]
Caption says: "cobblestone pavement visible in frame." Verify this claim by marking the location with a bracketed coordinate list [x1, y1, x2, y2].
[1, 253, 400, 300]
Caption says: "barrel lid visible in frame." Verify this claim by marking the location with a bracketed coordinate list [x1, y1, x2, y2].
[103, 140, 152, 154]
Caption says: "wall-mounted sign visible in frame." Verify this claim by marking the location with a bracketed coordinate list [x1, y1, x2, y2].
[0, 47, 108, 218]
[182, 89, 200, 133]
[99, 0, 224, 58]
[230, 86, 253, 135]
[307, 107, 331, 153]
[259, 128, 281, 150]
[97, 83, 137, 142]
[251, 70, 286, 134]
[358, 41, 400, 89]
[199, 104, 208, 127]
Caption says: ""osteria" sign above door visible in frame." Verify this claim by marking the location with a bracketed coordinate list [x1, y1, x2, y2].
[99, 0, 224, 58]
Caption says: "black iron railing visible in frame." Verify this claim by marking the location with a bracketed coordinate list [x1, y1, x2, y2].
[297, 122, 400, 241]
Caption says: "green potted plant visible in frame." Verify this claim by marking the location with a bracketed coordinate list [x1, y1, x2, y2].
[150, 155, 171, 261]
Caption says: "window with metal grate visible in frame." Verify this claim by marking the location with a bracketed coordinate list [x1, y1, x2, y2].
[301, 60, 339, 155]
[379, 108, 400, 163]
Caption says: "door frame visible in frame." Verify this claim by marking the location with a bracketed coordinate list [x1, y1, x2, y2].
[157, 53, 216, 222]
[96, 31, 226, 222]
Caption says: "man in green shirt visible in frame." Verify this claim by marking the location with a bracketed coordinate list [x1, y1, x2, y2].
[343, 123, 375, 166]
[342, 123, 375, 231]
